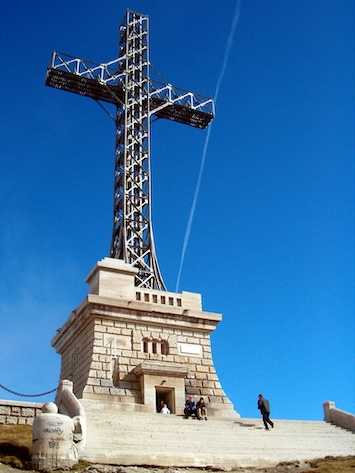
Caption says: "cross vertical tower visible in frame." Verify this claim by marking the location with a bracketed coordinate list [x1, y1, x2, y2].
[45, 9, 214, 289]
[111, 11, 163, 289]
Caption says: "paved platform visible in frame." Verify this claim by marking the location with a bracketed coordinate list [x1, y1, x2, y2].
[80, 400, 355, 469]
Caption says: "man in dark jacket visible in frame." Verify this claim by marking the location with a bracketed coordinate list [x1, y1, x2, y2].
[184, 396, 196, 418]
[257, 394, 274, 430]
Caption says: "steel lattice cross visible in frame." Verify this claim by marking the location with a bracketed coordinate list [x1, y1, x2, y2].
[45, 9, 215, 290]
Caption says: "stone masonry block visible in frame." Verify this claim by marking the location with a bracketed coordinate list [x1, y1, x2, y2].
[186, 387, 200, 395]
[119, 357, 130, 365]
[99, 355, 111, 362]
[202, 380, 215, 388]
[0, 406, 10, 415]
[95, 325, 107, 333]
[196, 372, 208, 380]
[196, 365, 209, 373]
[121, 328, 132, 335]
[94, 347, 107, 354]
[110, 387, 126, 396]
[114, 321, 127, 327]
[21, 408, 35, 417]
[102, 320, 114, 326]
[108, 327, 122, 335]
[0, 415, 6, 424]
[6, 416, 18, 425]
[87, 377, 101, 386]
[101, 379, 114, 387]
[18, 418, 27, 425]
[93, 386, 110, 394]
[207, 373, 218, 381]
[200, 388, 214, 396]
[96, 371, 106, 379]
[11, 407, 21, 416]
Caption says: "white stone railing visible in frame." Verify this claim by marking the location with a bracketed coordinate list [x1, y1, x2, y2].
[323, 401, 355, 432]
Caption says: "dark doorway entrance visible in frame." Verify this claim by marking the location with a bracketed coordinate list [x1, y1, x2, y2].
[155, 387, 175, 413]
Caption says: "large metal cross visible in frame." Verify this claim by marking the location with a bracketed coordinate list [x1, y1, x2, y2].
[45, 9, 214, 290]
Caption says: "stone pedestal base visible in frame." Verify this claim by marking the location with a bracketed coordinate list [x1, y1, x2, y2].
[52, 258, 239, 418]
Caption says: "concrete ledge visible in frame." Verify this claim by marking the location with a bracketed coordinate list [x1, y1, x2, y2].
[134, 361, 188, 378]
[323, 400, 355, 432]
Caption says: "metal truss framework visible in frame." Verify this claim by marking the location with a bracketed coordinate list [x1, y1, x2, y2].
[46, 9, 215, 289]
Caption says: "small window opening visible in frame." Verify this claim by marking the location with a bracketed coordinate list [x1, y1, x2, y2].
[161, 341, 169, 355]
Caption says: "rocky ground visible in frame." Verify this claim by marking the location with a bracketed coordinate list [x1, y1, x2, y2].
[1, 458, 355, 473]
[1, 424, 354, 473]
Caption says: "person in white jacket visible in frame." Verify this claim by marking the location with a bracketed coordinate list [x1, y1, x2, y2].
[160, 403, 170, 415]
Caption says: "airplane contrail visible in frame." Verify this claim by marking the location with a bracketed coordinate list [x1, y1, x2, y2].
[175, 0, 242, 292]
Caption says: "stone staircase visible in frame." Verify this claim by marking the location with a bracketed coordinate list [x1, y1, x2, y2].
[80, 400, 355, 468]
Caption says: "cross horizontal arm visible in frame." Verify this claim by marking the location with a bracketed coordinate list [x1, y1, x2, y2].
[45, 51, 214, 129]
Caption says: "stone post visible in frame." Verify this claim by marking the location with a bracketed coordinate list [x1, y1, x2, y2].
[323, 400, 336, 422]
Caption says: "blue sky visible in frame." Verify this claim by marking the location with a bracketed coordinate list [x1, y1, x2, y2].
[0, 0, 353, 420]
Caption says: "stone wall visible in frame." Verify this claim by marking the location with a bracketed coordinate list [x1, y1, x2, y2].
[60, 319, 95, 399]
[76, 317, 230, 408]
[323, 401, 355, 433]
[0, 399, 43, 425]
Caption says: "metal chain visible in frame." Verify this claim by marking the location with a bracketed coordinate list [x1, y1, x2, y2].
[0, 383, 57, 398]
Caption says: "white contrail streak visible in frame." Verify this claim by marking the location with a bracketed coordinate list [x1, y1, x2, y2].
[175, 0, 241, 292]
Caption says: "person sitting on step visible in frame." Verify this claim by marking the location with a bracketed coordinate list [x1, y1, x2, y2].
[184, 396, 196, 418]
[196, 397, 208, 420]
[160, 403, 170, 415]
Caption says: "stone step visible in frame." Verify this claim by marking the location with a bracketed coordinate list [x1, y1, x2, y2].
[86, 426, 352, 435]
[80, 404, 355, 468]
[86, 418, 346, 433]
[85, 435, 355, 446]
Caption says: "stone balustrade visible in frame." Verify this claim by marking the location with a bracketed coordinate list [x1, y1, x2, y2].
[323, 400, 355, 432]
[0, 399, 43, 425]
